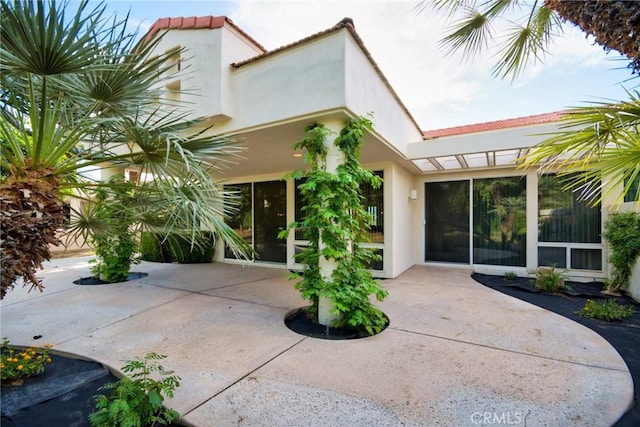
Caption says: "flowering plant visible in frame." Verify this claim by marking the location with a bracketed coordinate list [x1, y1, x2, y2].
[574, 299, 635, 321]
[1, 338, 53, 385]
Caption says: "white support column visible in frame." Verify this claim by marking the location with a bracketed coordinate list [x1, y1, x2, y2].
[526, 170, 538, 274]
[318, 119, 345, 327]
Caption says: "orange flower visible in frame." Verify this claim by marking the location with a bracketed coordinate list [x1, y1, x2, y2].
[46, 358, 52, 363]
[17, 365, 23, 370]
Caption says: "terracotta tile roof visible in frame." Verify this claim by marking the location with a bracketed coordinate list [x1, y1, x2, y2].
[230, 18, 423, 133]
[144, 15, 266, 52]
[423, 111, 566, 139]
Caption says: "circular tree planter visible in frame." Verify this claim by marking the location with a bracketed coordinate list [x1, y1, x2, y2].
[285, 306, 389, 340]
[73, 272, 148, 286]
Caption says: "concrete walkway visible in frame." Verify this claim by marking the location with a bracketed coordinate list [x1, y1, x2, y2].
[0, 258, 633, 426]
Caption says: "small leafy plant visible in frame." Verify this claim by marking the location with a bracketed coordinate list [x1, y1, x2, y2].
[1, 339, 53, 385]
[89, 353, 181, 427]
[88, 176, 140, 283]
[534, 266, 570, 293]
[603, 212, 640, 292]
[574, 299, 636, 321]
[503, 271, 518, 281]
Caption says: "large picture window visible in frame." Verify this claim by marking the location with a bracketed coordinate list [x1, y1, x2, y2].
[538, 174, 602, 270]
[294, 170, 384, 270]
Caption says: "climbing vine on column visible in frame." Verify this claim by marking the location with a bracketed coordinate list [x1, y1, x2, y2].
[282, 116, 388, 335]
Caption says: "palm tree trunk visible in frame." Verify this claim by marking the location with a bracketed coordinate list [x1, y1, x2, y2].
[0, 165, 66, 299]
[545, 0, 640, 72]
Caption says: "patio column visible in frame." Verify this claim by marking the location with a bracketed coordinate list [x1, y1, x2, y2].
[318, 119, 345, 327]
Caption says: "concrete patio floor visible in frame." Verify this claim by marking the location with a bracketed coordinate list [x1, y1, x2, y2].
[0, 257, 633, 426]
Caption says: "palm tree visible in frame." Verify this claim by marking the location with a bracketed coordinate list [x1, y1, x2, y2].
[0, 0, 252, 298]
[422, 0, 640, 204]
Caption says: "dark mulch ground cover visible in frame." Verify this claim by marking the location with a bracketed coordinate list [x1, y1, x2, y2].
[0, 354, 183, 427]
[1, 355, 113, 427]
[72, 272, 148, 286]
[285, 306, 389, 339]
[473, 273, 640, 427]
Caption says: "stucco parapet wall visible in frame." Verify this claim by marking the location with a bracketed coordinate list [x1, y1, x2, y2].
[143, 15, 266, 52]
[230, 17, 423, 136]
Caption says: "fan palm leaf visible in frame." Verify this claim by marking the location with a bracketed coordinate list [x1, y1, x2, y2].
[521, 93, 640, 204]
[0, 0, 252, 298]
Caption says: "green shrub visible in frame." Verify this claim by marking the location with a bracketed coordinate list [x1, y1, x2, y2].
[574, 299, 636, 321]
[169, 232, 215, 264]
[90, 353, 180, 427]
[603, 212, 640, 291]
[139, 232, 172, 263]
[139, 232, 215, 264]
[89, 178, 139, 282]
[503, 271, 518, 281]
[282, 117, 388, 335]
[534, 266, 569, 293]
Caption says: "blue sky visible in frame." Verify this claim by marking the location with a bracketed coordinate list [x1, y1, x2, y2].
[91, 0, 637, 130]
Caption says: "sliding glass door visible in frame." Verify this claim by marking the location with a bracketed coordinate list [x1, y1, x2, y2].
[425, 177, 527, 267]
[223, 180, 287, 263]
[473, 177, 527, 267]
[254, 181, 287, 263]
[425, 181, 470, 263]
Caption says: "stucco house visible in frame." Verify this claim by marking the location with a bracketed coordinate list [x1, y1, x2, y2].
[133, 15, 639, 297]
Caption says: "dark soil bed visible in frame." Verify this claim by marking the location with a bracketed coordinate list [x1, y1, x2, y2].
[0, 352, 183, 427]
[73, 272, 148, 285]
[1, 354, 113, 426]
[285, 306, 389, 339]
[472, 273, 640, 427]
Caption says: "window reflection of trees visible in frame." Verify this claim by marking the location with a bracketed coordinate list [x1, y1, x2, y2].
[473, 177, 527, 267]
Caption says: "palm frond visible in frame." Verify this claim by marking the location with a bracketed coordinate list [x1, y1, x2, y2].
[521, 92, 640, 204]
[492, 5, 561, 80]
[440, 10, 493, 58]
[418, 0, 477, 17]
[0, 0, 107, 77]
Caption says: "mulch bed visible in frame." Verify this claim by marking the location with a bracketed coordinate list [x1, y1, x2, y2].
[285, 306, 389, 340]
[0, 353, 183, 427]
[73, 272, 148, 285]
[472, 273, 640, 427]
[1, 355, 113, 427]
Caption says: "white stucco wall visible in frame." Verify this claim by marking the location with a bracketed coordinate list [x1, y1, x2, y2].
[343, 35, 423, 155]
[151, 26, 262, 120]
[387, 162, 417, 277]
[228, 33, 347, 131]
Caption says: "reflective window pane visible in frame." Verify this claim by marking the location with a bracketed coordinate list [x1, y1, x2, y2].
[538, 174, 601, 243]
[571, 248, 602, 270]
[425, 181, 470, 263]
[538, 247, 566, 268]
[473, 177, 526, 266]
[224, 183, 252, 259]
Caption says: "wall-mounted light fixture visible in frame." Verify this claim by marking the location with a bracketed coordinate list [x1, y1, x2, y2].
[409, 189, 418, 200]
